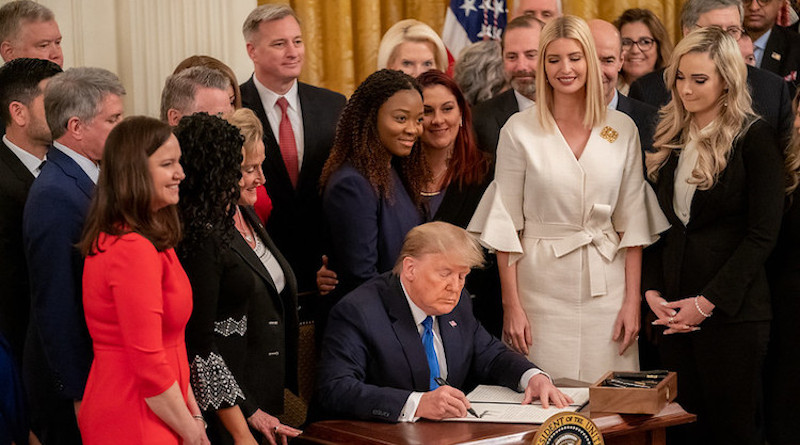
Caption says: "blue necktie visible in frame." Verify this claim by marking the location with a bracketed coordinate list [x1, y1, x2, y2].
[421, 316, 440, 390]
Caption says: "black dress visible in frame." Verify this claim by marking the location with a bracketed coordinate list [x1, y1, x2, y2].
[181, 206, 298, 444]
[764, 189, 800, 445]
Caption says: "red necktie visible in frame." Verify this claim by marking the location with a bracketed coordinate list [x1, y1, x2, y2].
[277, 97, 298, 187]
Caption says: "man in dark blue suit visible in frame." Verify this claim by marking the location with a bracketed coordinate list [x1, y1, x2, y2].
[23, 67, 124, 444]
[743, 0, 800, 91]
[315, 222, 570, 422]
[589, 20, 659, 155]
[239, 4, 346, 304]
[0, 58, 61, 364]
[629, 0, 793, 145]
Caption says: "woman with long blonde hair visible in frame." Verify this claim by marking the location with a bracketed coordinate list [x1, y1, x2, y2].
[468, 16, 667, 382]
[642, 27, 784, 444]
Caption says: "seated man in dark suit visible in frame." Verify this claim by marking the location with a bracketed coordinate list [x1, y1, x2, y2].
[589, 19, 658, 154]
[315, 222, 570, 422]
[744, 0, 800, 90]
[472, 15, 542, 156]
[629, 0, 793, 144]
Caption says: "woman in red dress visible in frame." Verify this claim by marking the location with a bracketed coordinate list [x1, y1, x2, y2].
[78, 116, 209, 445]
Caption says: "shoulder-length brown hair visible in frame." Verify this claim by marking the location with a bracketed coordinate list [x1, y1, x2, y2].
[79, 116, 181, 256]
[614, 9, 674, 72]
[416, 69, 489, 188]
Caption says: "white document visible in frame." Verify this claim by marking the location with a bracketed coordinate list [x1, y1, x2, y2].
[467, 385, 590, 407]
[441, 385, 589, 424]
[443, 402, 579, 424]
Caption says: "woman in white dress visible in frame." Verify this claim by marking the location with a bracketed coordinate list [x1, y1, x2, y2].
[468, 16, 668, 382]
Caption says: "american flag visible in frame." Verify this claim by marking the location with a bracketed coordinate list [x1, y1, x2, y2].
[442, 0, 507, 69]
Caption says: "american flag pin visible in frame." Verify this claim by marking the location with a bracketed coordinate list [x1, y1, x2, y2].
[449, 320, 457, 327]
[772, 52, 781, 61]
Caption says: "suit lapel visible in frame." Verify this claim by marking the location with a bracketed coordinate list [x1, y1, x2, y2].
[230, 226, 278, 293]
[0, 141, 35, 186]
[760, 29, 782, 74]
[383, 276, 430, 391]
[297, 82, 319, 189]
[438, 308, 465, 385]
[241, 205, 298, 302]
[496, 90, 520, 127]
[50, 146, 95, 199]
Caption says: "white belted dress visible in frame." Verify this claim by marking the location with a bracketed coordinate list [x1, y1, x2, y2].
[468, 107, 669, 382]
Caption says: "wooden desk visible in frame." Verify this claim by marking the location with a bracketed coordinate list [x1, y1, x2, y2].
[295, 403, 695, 445]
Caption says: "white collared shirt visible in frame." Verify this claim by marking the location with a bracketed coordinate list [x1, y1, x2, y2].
[53, 141, 100, 184]
[397, 280, 542, 422]
[754, 28, 772, 68]
[253, 76, 305, 170]
[3, 135, 45, 177]
[514, 90, 535, 112]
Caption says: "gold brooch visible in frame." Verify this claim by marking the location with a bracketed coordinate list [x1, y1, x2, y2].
[600, 126, 618, 143]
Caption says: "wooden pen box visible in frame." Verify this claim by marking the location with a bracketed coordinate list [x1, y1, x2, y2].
[588, 371, 677, 415]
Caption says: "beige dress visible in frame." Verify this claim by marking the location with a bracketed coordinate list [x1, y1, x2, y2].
[468, 107, 668, 382]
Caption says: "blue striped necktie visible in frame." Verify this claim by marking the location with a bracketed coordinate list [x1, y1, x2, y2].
[421, 316, 440, 390]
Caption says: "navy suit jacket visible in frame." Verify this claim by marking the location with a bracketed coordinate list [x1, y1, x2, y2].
[471, 89, 519, 157]
[616, 93, 658, 154]
[314, 273, 536, 422]
[22, 146, 93, 402]
[240, 77, 346, 294]
[0, 141, 35, 361]
[629, 65, 793, 145]
[761, 25, 800, 92]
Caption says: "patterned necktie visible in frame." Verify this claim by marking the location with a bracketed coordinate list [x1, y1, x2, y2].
[276, 97, 298, 188]
[421, 316, 440, 390]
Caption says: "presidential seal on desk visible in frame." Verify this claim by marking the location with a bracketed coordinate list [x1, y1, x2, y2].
[531, 412, 603, 445]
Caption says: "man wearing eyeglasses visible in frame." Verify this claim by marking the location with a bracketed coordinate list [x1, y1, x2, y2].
[743, 0, 800, 89]
[629, 0, 793, 146]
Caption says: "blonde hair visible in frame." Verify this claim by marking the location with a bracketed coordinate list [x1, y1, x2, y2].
[377, 19, 448, 72]
[646, 27, 755, 190]
[785, 91, 800, 195]
[392, 222, 485, 274]
[535, 15, 606, 131]
[225, 108, 264, 160]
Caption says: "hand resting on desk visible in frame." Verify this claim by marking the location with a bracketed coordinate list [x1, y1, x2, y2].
[522, 374, 573, 409]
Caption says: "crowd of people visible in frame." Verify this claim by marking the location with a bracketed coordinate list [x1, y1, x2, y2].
[0, 0, 799, 444]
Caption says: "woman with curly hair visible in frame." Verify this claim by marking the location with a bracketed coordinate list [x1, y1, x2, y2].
[642, 27, 784, 444]
[764, 90, 800, 445]
[613, 8, 673, 95]
[318, 69, 427, 329]
[176, 113, 301, 445]
[78, 116, 208, 445]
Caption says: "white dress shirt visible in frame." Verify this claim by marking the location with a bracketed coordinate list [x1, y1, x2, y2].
[53, 141, 99, 184]
[514, 90, 535, 112]
[4, 135, 45, 177]
[396, 281, 542, 422]
[253, 76, 305, 170]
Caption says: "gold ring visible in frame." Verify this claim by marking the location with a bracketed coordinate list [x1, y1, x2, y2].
[668, 316, 675, 324]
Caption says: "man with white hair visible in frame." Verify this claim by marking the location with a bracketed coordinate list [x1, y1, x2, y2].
[509, 0, 561, 23]
[0, 0, 62, 67]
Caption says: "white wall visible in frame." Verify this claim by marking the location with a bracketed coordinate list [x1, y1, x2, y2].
[4, 0, 257, 117]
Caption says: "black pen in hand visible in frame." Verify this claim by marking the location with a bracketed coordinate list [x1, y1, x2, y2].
[434, 377, 481, 418]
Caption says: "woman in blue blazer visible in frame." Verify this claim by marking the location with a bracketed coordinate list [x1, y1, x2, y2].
[318, 69, 427, 334]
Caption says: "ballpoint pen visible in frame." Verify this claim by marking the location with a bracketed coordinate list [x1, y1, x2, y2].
[434, 377, 482, 418]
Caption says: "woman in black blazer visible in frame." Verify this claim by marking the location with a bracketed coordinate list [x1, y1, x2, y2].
[178, 112, 301, 445]
[642, 28, 784, 445]
[764, 92, 800, 445]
